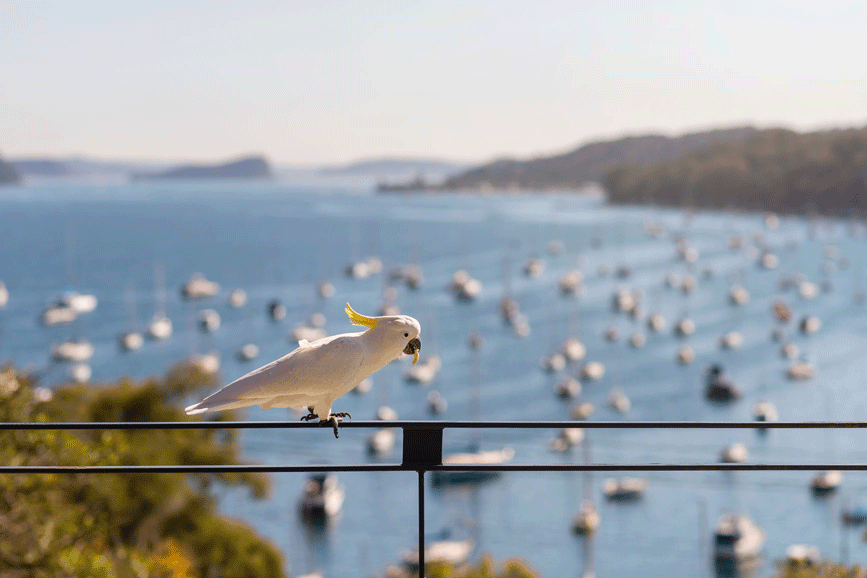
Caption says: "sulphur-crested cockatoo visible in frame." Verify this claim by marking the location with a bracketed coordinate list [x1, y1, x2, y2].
[185, 303, 421, 437]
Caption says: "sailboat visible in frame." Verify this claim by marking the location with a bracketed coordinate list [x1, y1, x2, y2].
[118, 283, 144, 352]
[572, 440, 600, 535]
[432, 332, 514, 486]
[146, 262, 172, 341]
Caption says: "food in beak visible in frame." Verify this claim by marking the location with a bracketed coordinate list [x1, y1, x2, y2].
[403, 337, 422, 365]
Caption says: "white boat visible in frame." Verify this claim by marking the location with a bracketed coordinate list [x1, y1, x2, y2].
[450, 270, 482, 301]
[720, 443, 748, 463]
[580, 361, 605, 381]
[759, 251, 779, 270]
[404, 354, 442, 384]
[290, 324, 327, 343]
[550, 427, 584, 452]
[401, 539, 474, 570]
[541, 352, 567, 373]
[68, 362, 92, 383]
[728, 285, 750, 305]
[800, 315, 822, 335]
[555, 377, 581, 399]
[427, 390, 447, 414]
[607, 387, 630, 413]
[719, 331, 743, 350]
[236, 343, 259, 362]
[787, 360, 816, 380]
[674, 317, 695, 337]
[118, 331, 144, 352]
[189, 352, 220, 374]
[299, 474, 344, 520]
[612, 289, 637, 314]
[344, 261, 371, 279]
[432, 447, 515, 486]
[785, 544, 820, 565]
[198, 309, 221, 333]
[781, 342, 799, 359]
[558, 271, 584, 296]
[227, 288, 247, 308]
[570, 402, 595, 420]
[799, 281, 819, 300]
[713, 514, 765, 561]
[316, 280, 335, 298]
[146, 262, 172, 340]
[603, 477, 647, 500]
[376, 405, 398, 421]
[752, 401, 778, 423]
[41, 303, 77, 326]
[146, 315, 173, 340]
[352, 377, 372, 395]
[523, 257, 544, 278]
[51, 339, 95, 362]
[572, 500, 600, 535]
[267, 300, 286, 321]
[560, 338, 586, 362]
[118, 283, 143, 352]
[680, 274, 697, 294]
[181, 273, 219, 300]
[367, 427, 396, 456]
[811, 470, 842, 494]
[677, 345, 695, 365]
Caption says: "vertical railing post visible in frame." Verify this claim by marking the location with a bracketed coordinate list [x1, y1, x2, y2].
[402, 426, 443, 578]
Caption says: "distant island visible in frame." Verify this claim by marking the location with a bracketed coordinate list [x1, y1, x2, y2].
[605, 127, 867, 216]
[11, 158, 76, 177]
[378, 125, 867, 217]
[379, 127, 757, 192]
[134, 155, 273, 180]
[0, 155, 22, 185]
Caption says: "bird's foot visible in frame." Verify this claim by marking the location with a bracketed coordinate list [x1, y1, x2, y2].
[300, 411, 319, 422]
[320, 413, 350, 438]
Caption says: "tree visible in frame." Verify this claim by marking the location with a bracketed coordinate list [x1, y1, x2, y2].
[0, 363, 284, 578]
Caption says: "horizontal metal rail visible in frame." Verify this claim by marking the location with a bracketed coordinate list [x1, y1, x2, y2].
[3, 420, 867, 430]
[2, 463, 867, 475]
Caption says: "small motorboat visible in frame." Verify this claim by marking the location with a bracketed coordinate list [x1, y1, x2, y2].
[603, 477, 647, 501]
[299, 474, 344, 520]
[713, 514, 765, 561]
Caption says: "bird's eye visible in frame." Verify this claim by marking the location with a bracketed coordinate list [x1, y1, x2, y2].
[404, 332, 409, 337]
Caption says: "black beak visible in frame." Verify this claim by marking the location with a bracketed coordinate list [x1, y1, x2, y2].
[403, 337, 421, 356]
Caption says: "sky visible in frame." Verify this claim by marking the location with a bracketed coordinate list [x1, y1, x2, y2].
[2, 0, 866, 165]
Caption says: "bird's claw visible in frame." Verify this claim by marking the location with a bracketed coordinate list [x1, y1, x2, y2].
[300, 412, 319, 422]
[319, 413, 350, 438]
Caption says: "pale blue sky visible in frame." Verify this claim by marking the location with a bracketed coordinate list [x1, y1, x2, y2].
[2, 0, 866, 164]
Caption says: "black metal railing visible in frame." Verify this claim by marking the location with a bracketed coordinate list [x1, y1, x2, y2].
[3, 419, 867, 575]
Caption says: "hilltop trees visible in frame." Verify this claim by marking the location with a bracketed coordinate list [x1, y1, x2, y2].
[0, 363, 283, 578]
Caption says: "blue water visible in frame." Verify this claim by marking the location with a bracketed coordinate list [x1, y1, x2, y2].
[3, 180, 867, 577]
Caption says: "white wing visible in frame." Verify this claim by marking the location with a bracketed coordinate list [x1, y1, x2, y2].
[185, 331, 365, 414]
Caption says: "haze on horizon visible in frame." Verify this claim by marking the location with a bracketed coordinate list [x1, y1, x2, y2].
[3, 0, 866, 166]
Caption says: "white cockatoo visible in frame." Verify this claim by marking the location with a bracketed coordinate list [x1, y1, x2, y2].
[185, 303, 421, 437]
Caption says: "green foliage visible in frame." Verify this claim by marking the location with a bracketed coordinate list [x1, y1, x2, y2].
[605, 127, 867, 216]
[418, 555, 538, 578]
[774, 560, 867, 578]
[0, 363, 283, 578]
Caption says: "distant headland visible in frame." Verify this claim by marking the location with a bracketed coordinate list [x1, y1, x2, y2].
[0, 154, 22, 185]
[379, 125, 867, 217]
[133, 155, 273, 180]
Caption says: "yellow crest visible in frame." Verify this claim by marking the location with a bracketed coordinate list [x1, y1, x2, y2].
[345, 303, 379, 330]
